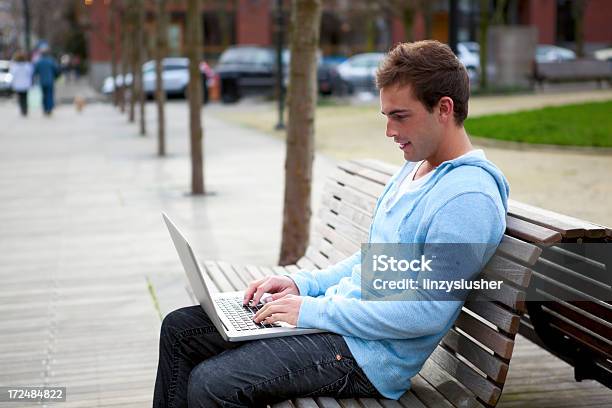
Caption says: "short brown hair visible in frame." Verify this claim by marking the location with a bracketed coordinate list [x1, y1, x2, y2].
[376, 40, 470, 125]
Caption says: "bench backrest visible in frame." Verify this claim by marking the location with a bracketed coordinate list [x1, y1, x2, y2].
[506, 200, 612, 387]
[297, 159, 545, 407]
[535, 59, 612, 80]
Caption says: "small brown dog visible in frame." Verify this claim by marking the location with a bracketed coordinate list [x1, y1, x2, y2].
[74, 95, 86, 113]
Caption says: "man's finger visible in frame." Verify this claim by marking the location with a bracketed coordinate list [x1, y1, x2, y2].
[242, 278, 266, 305]
[251, 282, 274, 305]
[270, 288, 291, 300]
[254, 303, 281, 322]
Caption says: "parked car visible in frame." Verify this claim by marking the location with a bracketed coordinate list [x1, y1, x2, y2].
[317, 56, 347, 96]
[336, 52, 386, 93]
[0, 60, 12, 95]
[535, 45, 576, 63]
[594, 47, 612, 62]
[217, 45, 340, 103]
[457, 42, 480, 82]
[101, 57, 214, 102]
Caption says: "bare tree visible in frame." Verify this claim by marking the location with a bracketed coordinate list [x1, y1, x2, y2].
[108, 0, 119, 107]
[572, 0, 589, 58]
[118, 3, 127, 114]
[278, 0, 322, 265]
[125, 4, 136, 123]
[186, 0, 204, 194]
[155, 0, 168, 156]
[137, 0, 146, 136]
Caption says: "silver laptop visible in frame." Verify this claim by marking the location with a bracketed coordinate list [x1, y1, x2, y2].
[162, 213, 325, 342]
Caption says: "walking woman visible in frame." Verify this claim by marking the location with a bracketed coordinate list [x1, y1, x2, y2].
[9, 51, 33, 117]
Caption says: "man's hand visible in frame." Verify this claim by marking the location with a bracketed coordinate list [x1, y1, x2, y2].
[253, 294, 303, 326]
[242, 275, 299, 306]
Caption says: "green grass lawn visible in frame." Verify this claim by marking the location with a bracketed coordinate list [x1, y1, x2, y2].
[464, 100, 612, 147]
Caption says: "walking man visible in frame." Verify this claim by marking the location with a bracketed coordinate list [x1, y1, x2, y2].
[34, 45, 60, 116]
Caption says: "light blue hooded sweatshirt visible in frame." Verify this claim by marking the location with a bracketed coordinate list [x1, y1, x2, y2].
[289, 150, 509, 400]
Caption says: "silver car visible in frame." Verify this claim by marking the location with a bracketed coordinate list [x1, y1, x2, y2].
[336, 53, 386, 93]
[0, 60, 12, 95]
[102, 57, 213, 101]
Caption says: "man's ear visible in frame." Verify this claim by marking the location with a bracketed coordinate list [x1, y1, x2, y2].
[437, 96, 454, 124]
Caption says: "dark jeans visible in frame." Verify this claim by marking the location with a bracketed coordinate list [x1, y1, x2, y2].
[16, 91, 28, 116]
[153, 306, 382, 408]
[41, 84, 54, 114]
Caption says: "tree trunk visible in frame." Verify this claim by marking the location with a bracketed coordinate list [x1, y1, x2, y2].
[422, 0, 433, 38]
[402, 5, 415, 42]
[118, 6, 126, 114]
[572, 0, 588, 58]
[137, 0, 146, 136]
[128, 6, 136, 123]
[278, 0, 322, 266]
[155, 0, 168, 156]
[479, 0, 489, 89]
[109, 0, 118, 107]
[186, 0, 204, 194]
[492, 0, 508, 24]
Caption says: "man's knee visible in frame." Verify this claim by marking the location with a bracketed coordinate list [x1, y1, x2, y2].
[160, 306, 211, 344]
[187, 361, 237, 407]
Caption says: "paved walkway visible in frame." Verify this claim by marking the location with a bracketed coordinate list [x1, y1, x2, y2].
[0, 97, 609, 407]
[0, 99, 334, 407]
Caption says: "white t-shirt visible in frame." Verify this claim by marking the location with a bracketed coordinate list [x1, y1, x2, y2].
[384, 150, 482, 211]
[9, 62, 33, 92]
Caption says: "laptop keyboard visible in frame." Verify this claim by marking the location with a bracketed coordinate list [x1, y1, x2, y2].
[215, 296, 281, 331]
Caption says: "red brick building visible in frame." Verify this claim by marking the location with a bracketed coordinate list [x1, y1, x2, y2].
[87, 0, 612, 88]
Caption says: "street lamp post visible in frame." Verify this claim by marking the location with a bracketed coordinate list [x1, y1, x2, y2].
[274, 0, 285, 130]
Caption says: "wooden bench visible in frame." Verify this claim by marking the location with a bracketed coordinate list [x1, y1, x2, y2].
[533, 59, 612, 88]
[506, 200, 612, 388]
[187, 158, 559, 408]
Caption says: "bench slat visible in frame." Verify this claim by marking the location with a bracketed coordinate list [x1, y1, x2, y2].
[463, 298, 521, 335]
[314, 220, 361, 256]
[323, 182, 378, 214]
[314, 397, 343, 408]
[338, 161, 394, 186]
[245, 264, 267, 280]
[305, 247, 333, 269]
[394, 392, 428, 408]
[496, 235, 542, 265]
[544, 301, 612, 346]
[202, 260, 234, 292]
[329, 170, 386, 199]
[311, 233, 351, 265]
[441, 329, 509, 383]
[535, 258, 611, 302]
[506, 216, 562, 245]
[428, 346, 501, 406]
[408, 375, 456, 408]
[294, 398, 321, 408]
[350, 159, 397, 177]
[508, 199, 607, 239]
[454, 312, 514, 359]
[297, 257, 318, 271]
[543, 309, 612, 358]
[216, 261, 249, 290]
[357, 398, 385, 408]
[482, 255, 532, 288]
[419, 357, 485, 408]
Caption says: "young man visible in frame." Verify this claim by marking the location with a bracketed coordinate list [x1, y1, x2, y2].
[153, 40, 509, 407]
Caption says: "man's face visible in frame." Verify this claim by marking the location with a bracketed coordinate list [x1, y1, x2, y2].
[380, 84, 443, 162]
